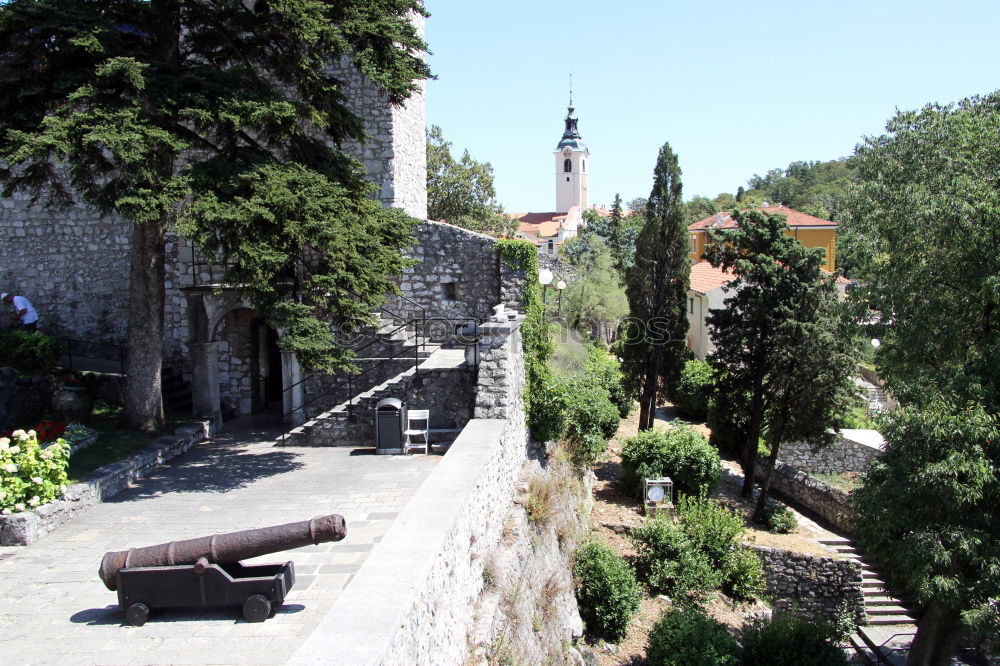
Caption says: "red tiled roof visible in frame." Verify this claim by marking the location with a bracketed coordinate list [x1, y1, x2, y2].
[511, 211, 564, 225]
[689, 261, 849, 294]
[535, 221, 561, 238]
[517, 222, 538, 238]
[689, 262, 735, 294]
[688, 205, 836, 231]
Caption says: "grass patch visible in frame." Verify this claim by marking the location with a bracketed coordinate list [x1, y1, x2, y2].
[813, 471, 861, 493]
[66, 402, 180, 484]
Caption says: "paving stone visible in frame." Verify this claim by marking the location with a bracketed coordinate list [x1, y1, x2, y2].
[0, 416, 435, 664]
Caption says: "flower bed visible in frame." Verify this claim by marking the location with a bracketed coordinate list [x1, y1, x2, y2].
[0, 420, 214, 546]
[0, 429, 70, 515]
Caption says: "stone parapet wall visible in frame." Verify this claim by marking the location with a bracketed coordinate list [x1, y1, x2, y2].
[468, 456, 590, 665]
[780, 433, 883, 475]
[291, 312, 532, 665]
[392, 221, 502, 323]
[0, 420, 213, 546]
[763, 461, 856, 533]
[751, 544, 866, 626]
[302, 364, 475, 447]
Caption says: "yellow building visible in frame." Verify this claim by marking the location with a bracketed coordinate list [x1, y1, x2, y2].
[688, 205, 838, 272]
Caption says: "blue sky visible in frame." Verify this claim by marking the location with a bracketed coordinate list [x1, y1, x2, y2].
[424, 0, 1000, 213]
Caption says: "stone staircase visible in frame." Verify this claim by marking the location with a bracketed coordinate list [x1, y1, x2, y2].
[277, 346, 469, 448]
[854, 376, 888, 413]
[820, 537, 917, 626]
[819, 537, 919, 663]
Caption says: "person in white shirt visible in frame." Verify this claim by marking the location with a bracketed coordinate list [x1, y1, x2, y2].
[1, 292, 38, 331]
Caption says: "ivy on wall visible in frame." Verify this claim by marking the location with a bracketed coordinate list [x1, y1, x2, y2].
[495, 239, 553, 437]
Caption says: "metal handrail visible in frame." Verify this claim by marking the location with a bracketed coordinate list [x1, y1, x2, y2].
[58, 337, 126, 377]
[278, 311, 425, 436]
[873, 631, 915, 664]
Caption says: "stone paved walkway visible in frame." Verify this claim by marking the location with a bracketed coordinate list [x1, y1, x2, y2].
[0, 418, 439, 665]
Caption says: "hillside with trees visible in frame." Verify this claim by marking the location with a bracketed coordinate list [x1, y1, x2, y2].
[685, 157, 858, 224]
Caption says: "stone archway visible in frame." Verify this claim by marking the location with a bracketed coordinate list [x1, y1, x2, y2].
[184, 288, 303, 428]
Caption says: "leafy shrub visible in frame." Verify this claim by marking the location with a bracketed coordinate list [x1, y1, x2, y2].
[573, 541, 641, 641]
[629, 517, 721, 597]
[724, 545, 766, 602]
[0, 330, 63, 374]
[678, 495, 764, 602]
[563, 376, 619, 467]
[584, 344, 634, 418]
[742, 612, 848, 666]
[671, 359, 714, 420]
[0, 429, 70, 513]
[528, 377, 569, 443]
[620, 425, 720, 498]
[762, 498, 798, 533]
[646, 605, 742, 666]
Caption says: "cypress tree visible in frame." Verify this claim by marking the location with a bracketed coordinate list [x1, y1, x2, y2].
[623, 143, 690, 430]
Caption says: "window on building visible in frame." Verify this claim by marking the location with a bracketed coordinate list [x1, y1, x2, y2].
[582, 159, 586, 173]
[689, 298, 694, 314]
[441, 281, 458, 300]
[690, 236, 697, 255]
[563, 158, 571, 173]
[547, 239, 555, 255]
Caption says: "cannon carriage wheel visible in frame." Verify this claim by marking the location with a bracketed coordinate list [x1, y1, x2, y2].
[242, 594, 271, 622]
[126, 602, 150, 627]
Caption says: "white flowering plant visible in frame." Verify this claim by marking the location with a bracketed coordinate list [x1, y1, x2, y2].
[0, 429, 70, 514]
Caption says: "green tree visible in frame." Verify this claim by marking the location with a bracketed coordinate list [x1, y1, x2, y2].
[425, 124, 514, 237]
[622, 142, 690, 430]
[853, 400, 1000, 665]
[560, 240, 628, 338]
[0, 0, 429, 431]
[843, 92, 1000, 411]
[705, 210, 857, 513]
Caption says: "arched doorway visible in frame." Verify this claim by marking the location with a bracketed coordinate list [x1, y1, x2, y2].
[212, 307, 282, 417]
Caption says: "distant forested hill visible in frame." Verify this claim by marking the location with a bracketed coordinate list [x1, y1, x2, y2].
[686, 157, 858, 224]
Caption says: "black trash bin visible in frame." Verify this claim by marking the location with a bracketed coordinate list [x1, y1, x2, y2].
[375, 397, 406, 455]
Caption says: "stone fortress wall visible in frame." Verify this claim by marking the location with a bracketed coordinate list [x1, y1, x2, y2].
[0, 17, 428, 382]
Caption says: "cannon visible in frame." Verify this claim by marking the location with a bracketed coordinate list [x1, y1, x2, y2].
[99, 514, 346, 626]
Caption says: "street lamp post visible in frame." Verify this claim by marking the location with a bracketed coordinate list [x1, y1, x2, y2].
[538, 268, 553, 305]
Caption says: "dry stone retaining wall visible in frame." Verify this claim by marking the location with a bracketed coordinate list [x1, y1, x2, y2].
[763, 461, 856, 532]
[780, 433, 882, 475]
[751, 544, 865, 626]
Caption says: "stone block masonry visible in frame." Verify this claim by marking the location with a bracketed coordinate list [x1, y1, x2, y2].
[761, 460, 856, 533]
[780, 429, 884, 475]
[751, 544, 866, 627]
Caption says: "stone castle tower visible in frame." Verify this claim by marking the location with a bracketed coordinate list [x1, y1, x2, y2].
[554, 99, 589, 213]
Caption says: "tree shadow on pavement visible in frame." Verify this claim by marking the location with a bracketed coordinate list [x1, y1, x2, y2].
[105, 439, 305, 502]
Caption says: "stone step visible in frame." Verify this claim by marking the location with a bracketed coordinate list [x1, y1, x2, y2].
[865, 596, 910, 606]
[868, 614, 917, 626]
[867, 605, 912, 616]
[857, 625, 916, 666]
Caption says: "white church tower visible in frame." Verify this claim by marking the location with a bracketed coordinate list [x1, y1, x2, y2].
[554, 98, 589, 213]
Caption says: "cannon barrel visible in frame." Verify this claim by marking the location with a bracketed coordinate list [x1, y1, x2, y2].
[99, 514, 346, 590]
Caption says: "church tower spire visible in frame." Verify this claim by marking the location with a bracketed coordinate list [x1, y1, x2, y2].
[554, 86, 589, 213]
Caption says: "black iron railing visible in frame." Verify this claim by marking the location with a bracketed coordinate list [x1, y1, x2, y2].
[278, 291, 430, 441]
[59, 337, 126, 377]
